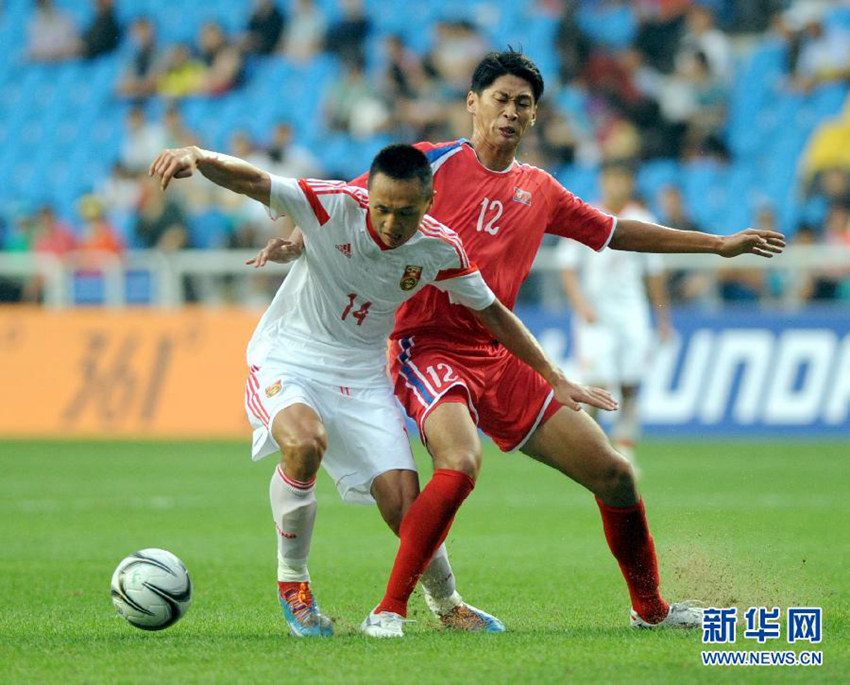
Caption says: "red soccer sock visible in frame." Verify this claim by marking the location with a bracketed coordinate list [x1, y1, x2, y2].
[376, 469, 475, 617]
[596, 497, 670, 624]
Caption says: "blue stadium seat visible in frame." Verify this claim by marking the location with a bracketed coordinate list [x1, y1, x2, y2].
[188, 210, 234, 249]
[576, 3, 637, 49]
[557, 164, 600, 203]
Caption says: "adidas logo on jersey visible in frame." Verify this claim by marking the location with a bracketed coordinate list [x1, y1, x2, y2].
[336, 243, 352, 258]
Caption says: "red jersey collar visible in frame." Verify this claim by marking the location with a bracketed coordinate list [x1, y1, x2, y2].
[463, 140, 517, 174]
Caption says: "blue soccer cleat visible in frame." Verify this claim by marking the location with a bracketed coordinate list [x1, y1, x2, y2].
[279, 582, 333, 637]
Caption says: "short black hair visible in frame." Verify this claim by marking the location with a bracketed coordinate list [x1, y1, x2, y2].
[470, 49, 544, 103]
[368, 144, 433, 195]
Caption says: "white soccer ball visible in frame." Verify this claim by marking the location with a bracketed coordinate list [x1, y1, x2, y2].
[111, 548, 192, 631]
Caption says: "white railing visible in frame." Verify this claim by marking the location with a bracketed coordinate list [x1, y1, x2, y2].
[0, 245, 847, 308]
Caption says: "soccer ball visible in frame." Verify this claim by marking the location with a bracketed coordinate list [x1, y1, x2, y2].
[111, 548, 192, 631]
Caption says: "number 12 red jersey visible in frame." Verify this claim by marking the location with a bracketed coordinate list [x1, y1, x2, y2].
[354, 139, 616, 347]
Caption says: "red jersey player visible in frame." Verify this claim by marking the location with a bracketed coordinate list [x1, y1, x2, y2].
[259, 51, 785, 638]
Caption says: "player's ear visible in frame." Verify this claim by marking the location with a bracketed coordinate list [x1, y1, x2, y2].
[423, 187, 434, 212]
[466, 90, 477, 114]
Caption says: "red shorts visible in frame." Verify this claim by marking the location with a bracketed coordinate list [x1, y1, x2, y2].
[389, 336, 562, 452]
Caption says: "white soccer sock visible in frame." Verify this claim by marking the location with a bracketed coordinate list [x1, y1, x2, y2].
[269, 465, 317, 583]
[420, 543, 457, 603]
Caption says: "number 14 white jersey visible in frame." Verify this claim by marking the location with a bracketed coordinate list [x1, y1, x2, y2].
[247, 177, 496, 388]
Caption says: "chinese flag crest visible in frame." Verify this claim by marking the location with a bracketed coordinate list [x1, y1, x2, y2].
[400, 265, 423, 291]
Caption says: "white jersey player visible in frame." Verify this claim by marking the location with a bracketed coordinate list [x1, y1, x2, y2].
[149, 143, 614, 638]
[557, 163, 671, 462]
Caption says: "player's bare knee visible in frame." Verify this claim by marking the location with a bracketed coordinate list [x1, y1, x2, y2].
[433, 447, 481, 480]
[597, 453, 638, 504]
[278, 429, 327, 478]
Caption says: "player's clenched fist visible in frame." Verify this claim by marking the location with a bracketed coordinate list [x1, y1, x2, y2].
[246, 237, 304, 268]
[149, 146, 202, 191]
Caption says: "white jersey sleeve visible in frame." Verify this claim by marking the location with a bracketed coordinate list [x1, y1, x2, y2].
[433, 268, 496, 310]
[266, 175, 341, 232]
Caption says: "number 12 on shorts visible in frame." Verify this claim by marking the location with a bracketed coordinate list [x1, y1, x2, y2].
[425, 362, 458, 388]
[341, 293, 371, 325]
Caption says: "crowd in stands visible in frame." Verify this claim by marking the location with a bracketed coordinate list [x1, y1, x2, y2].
[0, 0, 847, 306]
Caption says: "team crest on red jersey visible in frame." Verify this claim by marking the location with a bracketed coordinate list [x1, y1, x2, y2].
[400, 265, 423, 291]
[265, 380, 282, 398]
[513, 187, 532, 205]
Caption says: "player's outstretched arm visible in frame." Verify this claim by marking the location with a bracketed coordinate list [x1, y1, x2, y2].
[149, 146, 271, 206]
[472, 300, 618, 412]
[610, 219, 786, 258]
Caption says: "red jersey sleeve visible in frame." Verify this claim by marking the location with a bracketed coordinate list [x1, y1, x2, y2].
[544, 177, 616, 251]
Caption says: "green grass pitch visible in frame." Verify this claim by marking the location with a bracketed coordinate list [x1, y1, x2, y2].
[1, 439, 847, 683]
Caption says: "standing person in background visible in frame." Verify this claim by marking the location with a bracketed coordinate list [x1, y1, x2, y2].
[557, 162, 671, 464]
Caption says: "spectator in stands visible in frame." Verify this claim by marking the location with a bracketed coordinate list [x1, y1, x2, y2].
[382, 34, 426, 101]
[77, 194, 123, 257]
[134, 177, 189, 252]
[324, 58, 389, 137]
[198, 22, 244, 95]
[784, 6, 850, 93]
[157, 44, 206, 99]
[634, 0, 689, 74]
[717, 206, 772, 301]
[117, 17, 162, 100]
[425, 20, 490, 95]
[120, 105, 167, 174]
[97, 162, 142, 218]
[243, 0, 286, 56]
[325, 0, 370, 65]
[282, 0, 327, 62]
[677, 4, 733, 84]
[80, 0, 122, 59]
[554, 0, 591, 84]
[793, 206, 850, 301]
[799, 97, 850, 185]
[525, 101, 578, 167]
[680, 51, 729, 160]
[32, 205, 75, 256]
[265, 122, 321, 178]
[26, 0, 80, 63]
[163, 104, 200, 149]
[657, 184, 708, 302]
[19, 205, 76, 303]
[656, 48, 728, 160]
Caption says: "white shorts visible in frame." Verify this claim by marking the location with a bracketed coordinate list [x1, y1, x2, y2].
[573, 314, 652, 388]
[245, 364, 416, 505]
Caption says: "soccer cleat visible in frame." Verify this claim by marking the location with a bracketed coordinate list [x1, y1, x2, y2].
[279, 582, 333, 637]
[424, 591, 505, 633]
[630, 601, 704, 629]
[361, 607, 414, 638]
